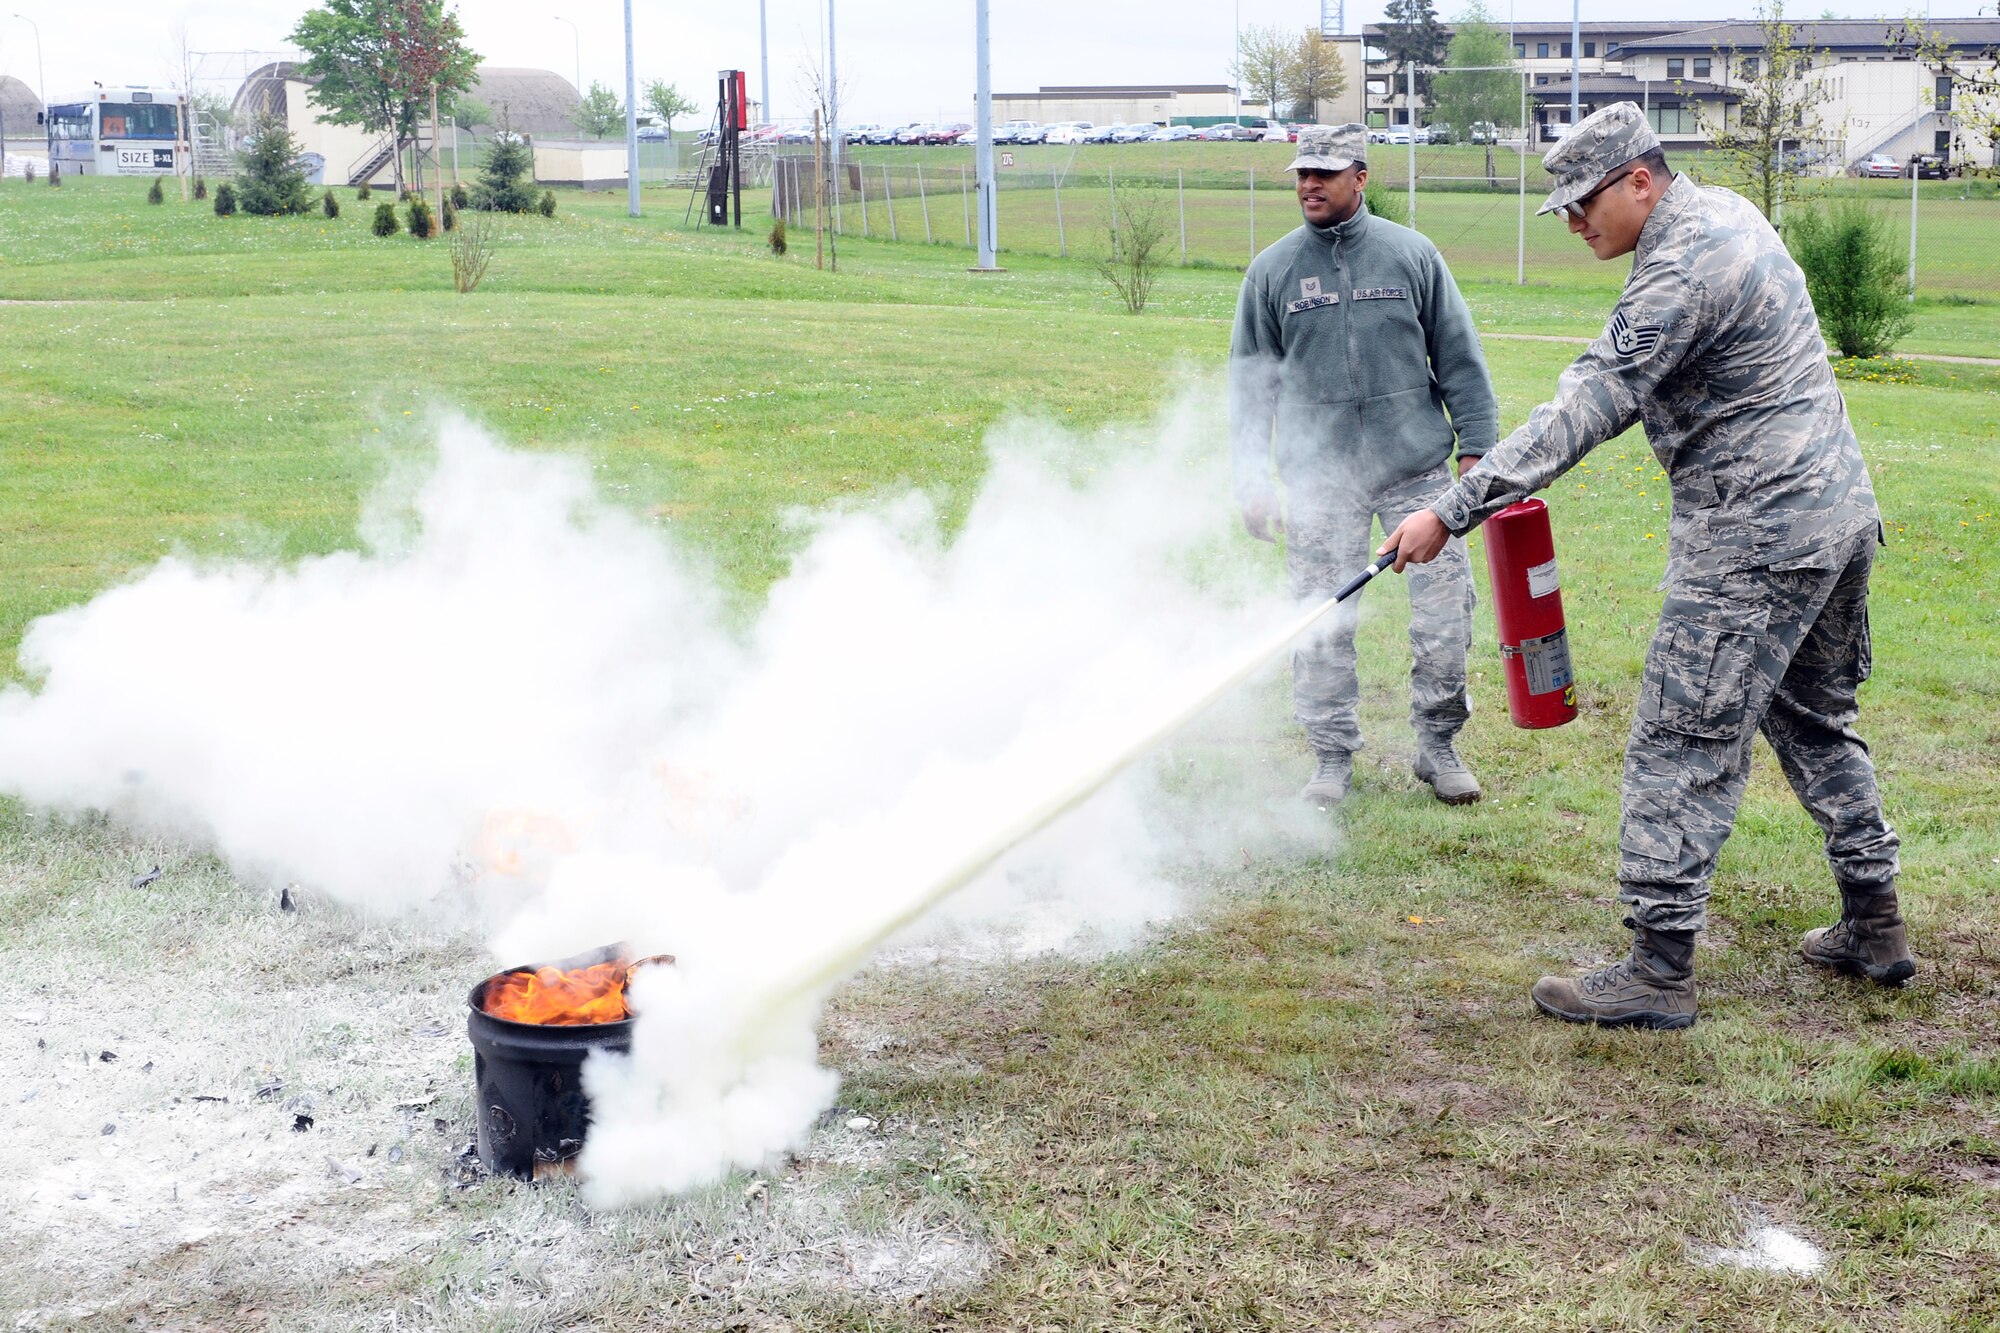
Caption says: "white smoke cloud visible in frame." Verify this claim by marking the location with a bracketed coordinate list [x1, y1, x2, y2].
[0, 397, 1333, 1207]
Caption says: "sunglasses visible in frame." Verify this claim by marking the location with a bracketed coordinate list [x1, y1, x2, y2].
[1556, 162, 1640, 220]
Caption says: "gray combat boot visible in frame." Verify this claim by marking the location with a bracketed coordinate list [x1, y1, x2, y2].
[1532, 921, 1697, 1030]
[1802, 880, 1917, 986]
[1301, 751, 1352, 805]
[1413, 736, 1481, 805]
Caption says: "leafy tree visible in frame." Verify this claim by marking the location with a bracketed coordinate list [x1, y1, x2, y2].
[1284, 31, 1349, 121]
[643, 81, 698, 136]
[289, 0, 480, 199]
[1698, 1, 1829, 220]
[473, 121, 539, 212]
[235, 110, 313, 215]
[1432, 2, 1518, 182]
[1097, 183, 1168, 314]
[576, 80, 624, 139]
[1786, 199, 1914, 356]
[407, 195, 437, 238]
[538, 189, 558, 217]
[448, 94, 494, 130]
[372, 200, 400, 235]
[1232, 25, 1292, 116]
[1380, 0, 1449, 105]
[213, 182, 237, 215]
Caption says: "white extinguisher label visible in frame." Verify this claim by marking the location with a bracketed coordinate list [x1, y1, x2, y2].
[1526, 558, 1561, 598]
[1517, 629, 1574, 696]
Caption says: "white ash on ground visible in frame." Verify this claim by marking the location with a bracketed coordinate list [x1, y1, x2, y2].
[0, 826, 991, 1328]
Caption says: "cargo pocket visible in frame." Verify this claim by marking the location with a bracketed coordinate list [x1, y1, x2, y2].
[1636, 595, 1769, 741]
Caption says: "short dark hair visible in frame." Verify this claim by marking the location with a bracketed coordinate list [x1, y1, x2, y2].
[1633, 147, 1670, 180]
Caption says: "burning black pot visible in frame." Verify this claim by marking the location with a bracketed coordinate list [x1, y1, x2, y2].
[464, 944, 634, 1181]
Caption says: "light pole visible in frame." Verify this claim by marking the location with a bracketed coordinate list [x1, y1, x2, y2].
[1232, 0, 1241, 121]
[12, 13, 43, 110]
[974, 0, 998, 269]
[553, 15, 581, 105]
[759, 0, 771, 127]
[1569, 0, 1580, 130]
[622, 0, 637, 216]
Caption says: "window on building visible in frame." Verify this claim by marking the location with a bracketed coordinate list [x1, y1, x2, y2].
[1740, 56, 1759, 79]
[1537, 42, 1549, 57]
[1648, 102, 1695, 134]
[1606, 42, 1621, 57]
[1536, 74, 1549, 85]
[1693, 57, 1711, 79]
[1667, 57, 1685, 78]
[1561, 42, 1572, 57]
[1515, 43, 1526, 58]
[1937, 75, 1953, 109]
[1584, 42, 1596, 57]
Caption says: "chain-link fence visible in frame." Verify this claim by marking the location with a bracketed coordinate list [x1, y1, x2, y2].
[770, 139, 2000, 306]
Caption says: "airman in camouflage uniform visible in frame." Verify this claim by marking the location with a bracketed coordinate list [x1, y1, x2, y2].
[1379, 103, 1912, 1029]
[1230, 124, 1498, 807]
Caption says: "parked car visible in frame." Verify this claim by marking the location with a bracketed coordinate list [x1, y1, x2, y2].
[994, 120, 1034, 144]
[1014, 123, 1049, 144]
[1468, 121, 1500, 144]
[1042, 122, 1093, 145]
[1082, 123, 1120, 143]
[1111, 123, 1157, 143]
[1425, 123, 1456, 145]
[1910, 151, 1958, 179]
[1147, 124, 1197, 142]
[1196, 123, 1245, 140]
[893, 124, 932, 145]
[928, 123, 972, 145]
[864, 125, 904, 145]
[1853, 152, 1902, 178]
[1540, 122, 1572, 143]
[635, 125, 671, 142]
[1384, 127, 1414, 145]
[1257, 122, 1292, 142]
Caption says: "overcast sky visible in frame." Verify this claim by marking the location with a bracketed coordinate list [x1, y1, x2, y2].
[3, 0, 1990, 123]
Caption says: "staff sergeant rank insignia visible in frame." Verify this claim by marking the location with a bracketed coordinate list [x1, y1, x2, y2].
[1286, 279, 1340, 315]
[1609, 310, 1665, 358]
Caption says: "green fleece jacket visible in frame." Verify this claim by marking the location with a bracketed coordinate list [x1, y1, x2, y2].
[1229, 203, 1498, 504]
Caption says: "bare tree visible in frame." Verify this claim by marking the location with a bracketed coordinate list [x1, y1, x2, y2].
[1888, 18, 2000, 173]
[795, 54, 848, 272]
[1697, 1, 1830, 220]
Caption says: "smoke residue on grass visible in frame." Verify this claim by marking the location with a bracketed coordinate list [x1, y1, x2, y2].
[0, 402, 1335, 1207]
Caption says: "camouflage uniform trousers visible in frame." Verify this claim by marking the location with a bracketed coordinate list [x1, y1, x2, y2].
[1619, 524, 1900, 933]
[1285, 463, 1475, 757]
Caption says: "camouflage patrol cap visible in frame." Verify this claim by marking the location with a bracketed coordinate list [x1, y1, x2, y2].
[1288, 124, 1366, 173]
[1536, 102, 1661, 216]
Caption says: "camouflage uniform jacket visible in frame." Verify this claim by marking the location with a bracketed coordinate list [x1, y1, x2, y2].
[1229, 204, 1498, 503]
[1428, 174, 1880, 577]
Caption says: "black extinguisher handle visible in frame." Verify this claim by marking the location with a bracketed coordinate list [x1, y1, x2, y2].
[1333, 551, 1398, 603]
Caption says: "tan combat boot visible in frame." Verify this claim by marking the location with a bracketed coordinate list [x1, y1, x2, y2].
[1414, 737, 1481, 805]
[1802, 880, 1917, 986]
[1301, 751, 1352, 806]
[1532, 923, 1697, 1030]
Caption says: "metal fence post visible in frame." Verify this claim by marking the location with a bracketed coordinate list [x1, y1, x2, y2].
[1249, 166, 1256, 260]
[884, 164, 897, 241]
[858, 166, 870, 236]
[917, 162, 932, 243]
[1178, 167, 1186, 265]
[962, 165, 971, 245]
[1108, 166, 1118, 260]
[1908, 166, 1919, 300]
[1053, 164, 1066, 257]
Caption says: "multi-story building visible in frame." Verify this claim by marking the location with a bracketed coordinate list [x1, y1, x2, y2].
[1362, 16, 2000, 170]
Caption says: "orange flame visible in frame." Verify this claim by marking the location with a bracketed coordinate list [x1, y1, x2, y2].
[482, 960, 629, 1026]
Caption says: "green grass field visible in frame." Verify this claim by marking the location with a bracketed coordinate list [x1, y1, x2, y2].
[1, 177, 1997, 1329]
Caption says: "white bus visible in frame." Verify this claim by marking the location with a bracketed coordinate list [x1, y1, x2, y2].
[46, 87, 186, 176]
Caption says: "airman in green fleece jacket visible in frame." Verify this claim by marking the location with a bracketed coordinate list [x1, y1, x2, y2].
[1229, 123, 1498, 807]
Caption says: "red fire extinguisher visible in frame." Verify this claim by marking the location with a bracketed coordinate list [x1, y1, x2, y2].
[1481, 499, 1578, 729]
